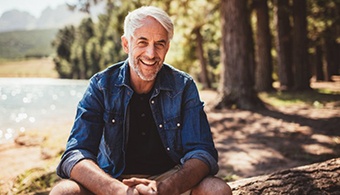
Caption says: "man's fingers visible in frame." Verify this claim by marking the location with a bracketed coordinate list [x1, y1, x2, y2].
[123, 177, 153, 186]
[135, 184, 158, 195]
[122, 178, 158, 194]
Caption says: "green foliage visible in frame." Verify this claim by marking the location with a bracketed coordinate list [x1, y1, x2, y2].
[52, 26, 75, 78]
[307, 0, 340, 43]
[166, 0, 221, 81]
[52, 0, 223, 80]
[52, 2, 136, 79]
[0, 29, 58, 59]
[12, 168, 60, 194]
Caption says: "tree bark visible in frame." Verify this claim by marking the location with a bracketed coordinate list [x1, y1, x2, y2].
[254, 0, 274, 92]
[292, 0, 311, 90]
[315, 45, 325, 81]
[323, 30, 339, 81]
[217, 0, 263, 110]
[230, 158, 340, 195]
[193, 26, 212, 89]
[274, 0, 293, 90]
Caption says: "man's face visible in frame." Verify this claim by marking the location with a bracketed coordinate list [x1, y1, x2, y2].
[122, 17, 170, 81]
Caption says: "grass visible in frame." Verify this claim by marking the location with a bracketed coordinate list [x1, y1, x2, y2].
[12, 167, 60, 195]
[259, 89, 340, 108]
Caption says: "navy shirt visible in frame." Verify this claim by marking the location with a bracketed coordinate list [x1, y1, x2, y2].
[123, 90, 176, 175]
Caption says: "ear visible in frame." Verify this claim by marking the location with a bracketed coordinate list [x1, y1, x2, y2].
[121, 36, 129, 53]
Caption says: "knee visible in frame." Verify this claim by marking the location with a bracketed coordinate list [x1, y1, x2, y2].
[192, 176, 232, 195]
[224, 183, 233, 195]
[50, 179, 92, 195]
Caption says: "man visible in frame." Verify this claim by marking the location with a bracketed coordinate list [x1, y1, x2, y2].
[50, 6, 232, 195]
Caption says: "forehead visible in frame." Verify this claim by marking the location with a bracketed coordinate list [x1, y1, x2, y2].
[133, 17, 168, 41]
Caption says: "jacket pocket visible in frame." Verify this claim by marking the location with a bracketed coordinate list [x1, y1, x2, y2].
[163, 116, 183, 152]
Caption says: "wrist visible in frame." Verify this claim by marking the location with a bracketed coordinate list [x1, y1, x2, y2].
[108, 180, 133, 195]
[157, 180, 180, 195]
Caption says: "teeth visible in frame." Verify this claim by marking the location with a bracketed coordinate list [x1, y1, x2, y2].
[141, 60, 156, 66]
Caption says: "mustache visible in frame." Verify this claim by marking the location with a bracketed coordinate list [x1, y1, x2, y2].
[138, 56, 161, 62]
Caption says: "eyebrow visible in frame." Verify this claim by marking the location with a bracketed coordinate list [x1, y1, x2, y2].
[138, 36, 167, 44]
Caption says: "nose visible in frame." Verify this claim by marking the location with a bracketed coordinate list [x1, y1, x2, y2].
[145, 45, 156, 59]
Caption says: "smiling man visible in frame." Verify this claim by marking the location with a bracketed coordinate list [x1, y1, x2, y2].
[50, 6, 232, 195]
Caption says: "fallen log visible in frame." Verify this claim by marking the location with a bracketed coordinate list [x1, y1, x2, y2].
[229, 158, 340, 194]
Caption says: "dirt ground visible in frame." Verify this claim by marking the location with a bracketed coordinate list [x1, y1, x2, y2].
[0, 80, 339, 193]
[201, 88, 340, 180]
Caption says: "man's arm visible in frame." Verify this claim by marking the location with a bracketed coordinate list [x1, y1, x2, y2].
[70, 159, 139, 195]
[157, 158, 210, 195]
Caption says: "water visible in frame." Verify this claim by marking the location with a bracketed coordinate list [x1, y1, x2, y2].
[0, 78, 88, 144]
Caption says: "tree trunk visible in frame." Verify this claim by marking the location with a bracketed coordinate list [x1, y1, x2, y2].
[216, 0, 263, 110]
[254, 0, 274, 92]
[193, 26, 212, 89]
[230, 158, 340, 195]
[315, 45, 325, 81]
[292, 0, 311, 90]
[323, 30, 339, 81]
[274, 0, 293, 90]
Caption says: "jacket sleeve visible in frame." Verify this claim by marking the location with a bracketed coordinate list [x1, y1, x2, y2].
[180, 80, 219, 175]
[56, 76, 105, 178]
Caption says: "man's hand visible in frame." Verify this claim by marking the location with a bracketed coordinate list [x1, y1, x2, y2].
[119, 185, 140, 195]
[122, 159, 209, 195]
[123, 178, 158, 195]
[123, 177, 181, 195]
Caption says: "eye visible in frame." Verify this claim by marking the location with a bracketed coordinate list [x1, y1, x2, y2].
[137, 41, 148, 47]
[155, 42, 166, 49]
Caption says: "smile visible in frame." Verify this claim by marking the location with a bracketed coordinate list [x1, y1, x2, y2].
[140, 59, 157, 66]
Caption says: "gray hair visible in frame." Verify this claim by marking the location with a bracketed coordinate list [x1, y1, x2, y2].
[123, 6, 174, 40]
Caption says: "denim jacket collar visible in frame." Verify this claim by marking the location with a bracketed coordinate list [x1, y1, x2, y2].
[115, 59, 131, 89]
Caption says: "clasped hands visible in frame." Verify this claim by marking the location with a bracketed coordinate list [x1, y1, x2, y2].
[123, 177, 157, 195]
[122, 177, 177, 195]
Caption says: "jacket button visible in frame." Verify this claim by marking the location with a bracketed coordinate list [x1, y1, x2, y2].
[177, 123, 180, 127]
[112, 119, 115, 123]
[166, 147, 170, 151]
[159, 124, 163, 128]
[151, 100, 155, 104]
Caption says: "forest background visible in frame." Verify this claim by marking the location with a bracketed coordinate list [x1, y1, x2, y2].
[0, 0, 339, 194]
[50, 0, 339, 109]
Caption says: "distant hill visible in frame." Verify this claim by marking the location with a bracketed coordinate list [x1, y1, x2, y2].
[0, 4, 88, 32]
[0, 29, 59, 59]
[0, 3, 105, 59]
[0, 10, 36, 32]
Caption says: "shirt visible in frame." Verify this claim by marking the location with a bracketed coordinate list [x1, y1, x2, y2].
[123, 91, 176, 175]
[56, 59, 219, 179]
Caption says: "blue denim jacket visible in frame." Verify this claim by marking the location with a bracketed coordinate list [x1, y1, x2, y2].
[57, 60, 219, 179]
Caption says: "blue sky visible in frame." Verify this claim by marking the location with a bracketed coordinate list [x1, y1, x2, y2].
[0, 0, 77, 18]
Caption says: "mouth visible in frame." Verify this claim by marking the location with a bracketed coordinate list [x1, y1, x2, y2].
[140, 59, 158, 66]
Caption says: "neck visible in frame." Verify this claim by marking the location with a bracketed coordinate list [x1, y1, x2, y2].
[132, 80, 155, 94]
[130, 74, 155, 94]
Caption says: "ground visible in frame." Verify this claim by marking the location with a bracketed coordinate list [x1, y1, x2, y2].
[201, 88, 340, 180]
[0, 79, 339, 194]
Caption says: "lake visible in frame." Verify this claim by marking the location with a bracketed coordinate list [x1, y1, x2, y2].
[0, 78, 88, 144]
